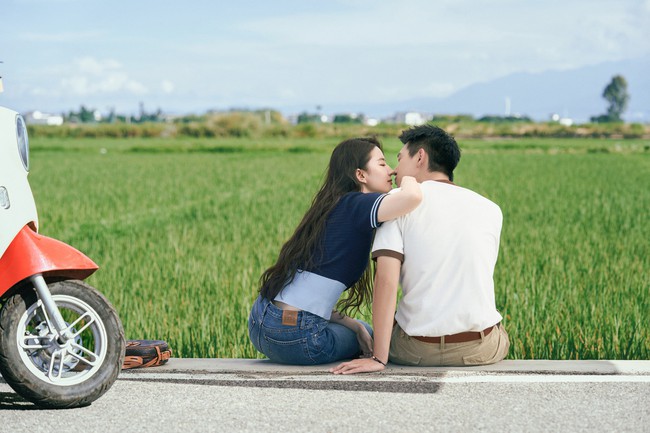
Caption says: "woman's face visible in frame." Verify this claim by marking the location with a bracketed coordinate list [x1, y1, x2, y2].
[358, 146, 394, 194]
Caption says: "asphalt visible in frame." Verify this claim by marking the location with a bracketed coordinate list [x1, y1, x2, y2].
[2, 359, 649, 432]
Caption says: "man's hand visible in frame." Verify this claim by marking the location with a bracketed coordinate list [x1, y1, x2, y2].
[330, 357, 385, 375]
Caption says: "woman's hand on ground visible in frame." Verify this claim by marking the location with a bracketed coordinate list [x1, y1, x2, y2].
[330, 358, 385, 375]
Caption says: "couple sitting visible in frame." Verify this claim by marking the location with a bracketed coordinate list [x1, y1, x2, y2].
[248, 125, 509, 373]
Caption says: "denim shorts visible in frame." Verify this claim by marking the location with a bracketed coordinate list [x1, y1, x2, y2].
[248, 295, 372, 365]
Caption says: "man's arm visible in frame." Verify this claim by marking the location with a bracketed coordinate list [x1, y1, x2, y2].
[330, 255, 401, 374]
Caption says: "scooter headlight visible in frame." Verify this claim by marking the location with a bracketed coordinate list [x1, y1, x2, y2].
[16, 114, 29, 171]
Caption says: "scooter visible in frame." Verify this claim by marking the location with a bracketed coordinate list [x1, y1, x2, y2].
[0, 104, 125, 408]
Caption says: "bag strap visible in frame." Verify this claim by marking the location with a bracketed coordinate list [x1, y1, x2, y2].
[122, 345, 172, 369]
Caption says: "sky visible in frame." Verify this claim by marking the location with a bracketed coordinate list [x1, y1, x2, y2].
[1, 0, 649, 116]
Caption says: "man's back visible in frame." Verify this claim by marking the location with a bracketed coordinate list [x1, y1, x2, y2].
[373, 180, 503, 336]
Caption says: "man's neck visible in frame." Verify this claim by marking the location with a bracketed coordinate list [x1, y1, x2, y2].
[417, 171, 450, 183]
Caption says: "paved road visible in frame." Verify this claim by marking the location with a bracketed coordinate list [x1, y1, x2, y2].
[1, 360, 649, 432]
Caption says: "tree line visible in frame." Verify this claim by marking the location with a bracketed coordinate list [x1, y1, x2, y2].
[45, 75, 636, 128]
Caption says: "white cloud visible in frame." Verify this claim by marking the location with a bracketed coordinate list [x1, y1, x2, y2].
[161, 80, 175, 94]
[76, 57, 122, 75]
[56, 57, 148, 96]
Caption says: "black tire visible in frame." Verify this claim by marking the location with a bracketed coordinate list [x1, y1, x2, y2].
[0, 279, 125, 409]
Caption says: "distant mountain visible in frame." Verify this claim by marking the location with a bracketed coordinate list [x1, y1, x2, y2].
[366, 56, 650, 123]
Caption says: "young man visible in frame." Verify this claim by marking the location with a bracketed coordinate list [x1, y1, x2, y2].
[331, 125, 509, 374]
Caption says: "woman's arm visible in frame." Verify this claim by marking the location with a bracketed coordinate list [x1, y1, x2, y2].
[330, 311, 373, 355]
[376, 176, 422, 223]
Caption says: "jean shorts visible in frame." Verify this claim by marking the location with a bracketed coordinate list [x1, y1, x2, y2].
[248, 295, 371, 365]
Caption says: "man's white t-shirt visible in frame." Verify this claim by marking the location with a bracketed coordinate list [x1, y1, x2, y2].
[372, 180, 503, 337]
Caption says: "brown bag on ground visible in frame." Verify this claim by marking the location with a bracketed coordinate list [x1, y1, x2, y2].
[122, 340, 172, 370]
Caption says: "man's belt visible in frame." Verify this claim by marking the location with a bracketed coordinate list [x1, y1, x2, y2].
[411, 324, 497, 344]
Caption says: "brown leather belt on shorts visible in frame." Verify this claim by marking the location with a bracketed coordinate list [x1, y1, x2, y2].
[411, 324, 497, 344]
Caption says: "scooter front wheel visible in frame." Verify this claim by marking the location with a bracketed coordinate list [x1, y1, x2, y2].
[0, 279, 125, 408]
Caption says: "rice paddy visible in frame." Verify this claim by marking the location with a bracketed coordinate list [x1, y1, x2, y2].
[26, 136, 650, 359]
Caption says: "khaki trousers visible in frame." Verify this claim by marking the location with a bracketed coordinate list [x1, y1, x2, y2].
[389, 322, 510, 367]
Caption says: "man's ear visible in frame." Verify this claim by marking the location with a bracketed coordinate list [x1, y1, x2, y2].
[417, 148, 426, 167]
[356, 168, 367, 184]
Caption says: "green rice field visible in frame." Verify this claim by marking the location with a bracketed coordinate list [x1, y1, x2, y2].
[27, 136, 650, 359]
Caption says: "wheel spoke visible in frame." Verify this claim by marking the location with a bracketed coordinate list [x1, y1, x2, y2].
[66, 313, 96, 338]
[69, 342, 100, 365]
[56, 351, 66, 379]
[20, 334, 53, 350]
[47, 349, 64, 381]
[33, 300, 59, 338]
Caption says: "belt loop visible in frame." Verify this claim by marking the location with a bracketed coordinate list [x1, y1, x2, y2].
[479, 330, 485, 342]
[261, 297, 270, 321]
[440, 335, 445, 350]
[300, 311, 307, 329]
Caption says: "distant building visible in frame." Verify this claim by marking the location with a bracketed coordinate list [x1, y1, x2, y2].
[386, 111, 430, 126]
[405, 112, 426, 126]
[550, 113, 573, 126]
[23, 111, 64, 126]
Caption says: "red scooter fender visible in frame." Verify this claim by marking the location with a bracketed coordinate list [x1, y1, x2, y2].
[0, 225, 98, 297]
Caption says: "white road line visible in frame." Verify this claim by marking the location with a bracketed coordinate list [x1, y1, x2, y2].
[439, 375, 650, 383]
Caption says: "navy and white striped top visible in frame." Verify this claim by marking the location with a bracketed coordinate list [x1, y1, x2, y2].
[274, 192, 386, 319]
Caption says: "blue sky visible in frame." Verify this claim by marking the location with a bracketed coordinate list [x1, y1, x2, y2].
[1, 0, 649, 116]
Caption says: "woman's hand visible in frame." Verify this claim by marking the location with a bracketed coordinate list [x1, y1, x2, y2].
[376, 176, 422, 222]
[330, 311, 373, 355]
[356, 323, 373, 356]
[330, 357, 385, 375]
[399, 175, 418, 188]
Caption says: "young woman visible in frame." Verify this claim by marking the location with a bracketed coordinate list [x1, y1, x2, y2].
[248, 137, 421, 365]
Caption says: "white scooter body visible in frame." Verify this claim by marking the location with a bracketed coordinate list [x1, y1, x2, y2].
[0, 106, 38, 256]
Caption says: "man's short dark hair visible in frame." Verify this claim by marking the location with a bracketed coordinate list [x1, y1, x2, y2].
[399, 125, 461, 181]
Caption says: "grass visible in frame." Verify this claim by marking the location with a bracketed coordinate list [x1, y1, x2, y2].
[26, 137, 650, 359]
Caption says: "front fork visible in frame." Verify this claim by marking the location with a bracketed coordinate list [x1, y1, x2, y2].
[30, 274, 72, 342]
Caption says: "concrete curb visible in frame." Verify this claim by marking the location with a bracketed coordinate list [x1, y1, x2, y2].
[121, 359, 650, 376]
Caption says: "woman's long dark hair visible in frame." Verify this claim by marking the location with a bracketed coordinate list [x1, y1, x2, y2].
[259, 137, 382, 316]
